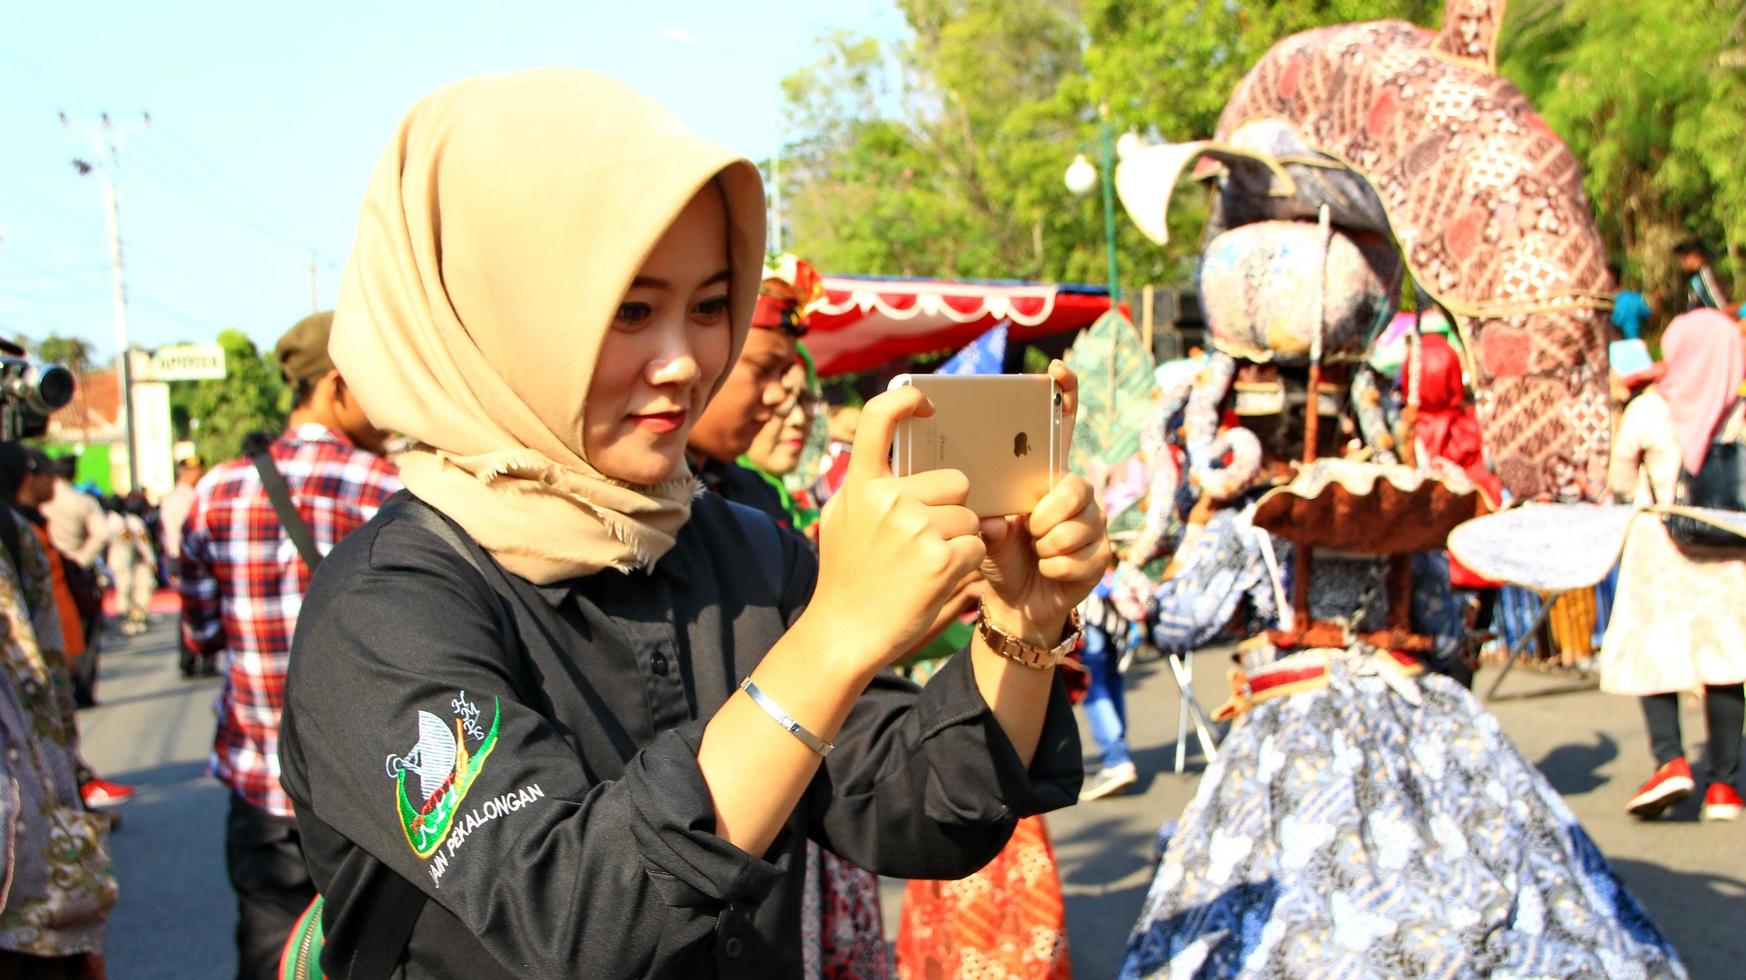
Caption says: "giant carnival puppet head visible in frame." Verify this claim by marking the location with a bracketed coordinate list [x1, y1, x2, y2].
[1116, 0, 1612, 502]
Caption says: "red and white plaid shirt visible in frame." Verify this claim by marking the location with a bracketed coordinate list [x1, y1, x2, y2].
[180, 423, 401, 817]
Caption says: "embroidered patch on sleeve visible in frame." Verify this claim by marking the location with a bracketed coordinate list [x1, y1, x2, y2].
[386, 691, 502, 859]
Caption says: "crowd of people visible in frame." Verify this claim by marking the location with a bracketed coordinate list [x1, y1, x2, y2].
[0, 65, 1739, 980]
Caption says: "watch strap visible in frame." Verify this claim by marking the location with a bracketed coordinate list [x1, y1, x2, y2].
[976, 610, 1083, 669]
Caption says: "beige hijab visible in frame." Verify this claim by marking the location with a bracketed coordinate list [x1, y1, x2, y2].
[329, 69, 766, 583]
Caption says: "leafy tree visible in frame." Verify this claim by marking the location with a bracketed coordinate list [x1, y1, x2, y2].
[1499, 0, 1746, 308]
[785, 0, 1743, 339]
[779, 1, 1444, 293]
[780, 1, 1177, 290]
[168, 328, 286, 465]
[33, 335, 95, 375]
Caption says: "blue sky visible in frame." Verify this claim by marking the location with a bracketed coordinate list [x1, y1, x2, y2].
[0, 1, 904, 361]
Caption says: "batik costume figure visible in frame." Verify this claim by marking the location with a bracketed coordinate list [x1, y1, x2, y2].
[1105, 4, 1682, 970]
[1122, 447, 1680, 978]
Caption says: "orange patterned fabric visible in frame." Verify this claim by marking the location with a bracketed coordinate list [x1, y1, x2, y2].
[894, 816, 1070, 980]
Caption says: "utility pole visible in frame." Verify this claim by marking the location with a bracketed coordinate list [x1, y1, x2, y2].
[63, 110, 149, 493]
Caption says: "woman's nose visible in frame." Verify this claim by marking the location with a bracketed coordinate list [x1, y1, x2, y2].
[762, 378, 788, 407]
[648, 352, 700, 387]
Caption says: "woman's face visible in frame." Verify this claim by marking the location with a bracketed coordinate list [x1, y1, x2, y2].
[744, 361, 813, 476]
[584, 187, 735, 485]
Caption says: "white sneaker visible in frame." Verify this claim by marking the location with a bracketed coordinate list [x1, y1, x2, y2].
[1079, 762, 1139, 802]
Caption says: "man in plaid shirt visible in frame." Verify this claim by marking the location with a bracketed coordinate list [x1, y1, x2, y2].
[180, 311, 401, 980]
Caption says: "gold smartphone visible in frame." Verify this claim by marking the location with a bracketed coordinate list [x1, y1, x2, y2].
[888, 373, 1066, 518]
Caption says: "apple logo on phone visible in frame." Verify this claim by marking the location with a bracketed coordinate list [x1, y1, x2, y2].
[1013, 432, 1031, 458]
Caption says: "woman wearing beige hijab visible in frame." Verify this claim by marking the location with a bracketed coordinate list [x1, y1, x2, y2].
[278, 70, 1107, 978]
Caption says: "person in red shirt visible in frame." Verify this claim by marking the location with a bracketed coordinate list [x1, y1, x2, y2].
[179, 311, 401, 980]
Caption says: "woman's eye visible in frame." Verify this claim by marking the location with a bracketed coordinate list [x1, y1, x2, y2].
[692, 296, 730, 323]
[615, 302, 653, 327]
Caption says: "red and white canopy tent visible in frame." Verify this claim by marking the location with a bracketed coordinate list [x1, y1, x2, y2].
[805, 275, 1121, 376]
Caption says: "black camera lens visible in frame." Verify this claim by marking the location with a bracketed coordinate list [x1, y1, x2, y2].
[36, 365, 74, 411]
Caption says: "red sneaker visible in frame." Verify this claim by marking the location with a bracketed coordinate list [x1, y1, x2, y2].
[1627, 758, 1694, 818]
[79, 777, 135, 810]
[1702, 783, 1744, 822]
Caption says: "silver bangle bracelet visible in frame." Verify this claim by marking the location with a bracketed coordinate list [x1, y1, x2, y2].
[739, 677, 834, 758]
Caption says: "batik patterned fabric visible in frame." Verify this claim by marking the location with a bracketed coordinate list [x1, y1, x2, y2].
[1120, 664, 1685, 979]
[801, 843, 891, 980]
[895, 815, 1070, 980]
[0, 512, 115, 957]
[1199, 221, 1399, 362]
[1215, 3, 1614, 500]
[1149, 506, 1280, 655]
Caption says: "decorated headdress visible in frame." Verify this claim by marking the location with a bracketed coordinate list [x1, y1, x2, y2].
[752, 253, 826, 336]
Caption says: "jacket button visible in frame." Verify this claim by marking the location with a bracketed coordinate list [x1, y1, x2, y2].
[723, 937, 742, 958]
[650, 653, 669, 676]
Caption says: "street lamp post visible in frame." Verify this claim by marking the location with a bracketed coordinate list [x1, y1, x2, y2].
[1065, 103, 1136, 312]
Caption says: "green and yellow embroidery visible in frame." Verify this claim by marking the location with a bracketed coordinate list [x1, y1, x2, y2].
[391, 696, 501, 859]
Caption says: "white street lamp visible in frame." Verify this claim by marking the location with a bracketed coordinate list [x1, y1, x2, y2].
[1115, 129, 1144, 162]
[1064, 153, 1098, 197]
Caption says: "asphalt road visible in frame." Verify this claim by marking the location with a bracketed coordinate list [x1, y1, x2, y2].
[80, 613, 1744, 979]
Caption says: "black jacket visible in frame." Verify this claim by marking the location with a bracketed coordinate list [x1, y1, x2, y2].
[279, 492, 1079, 978]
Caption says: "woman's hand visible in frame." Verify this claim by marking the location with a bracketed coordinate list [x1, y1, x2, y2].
[805, 386, 987, 679]
[978, 362, 1111, 645]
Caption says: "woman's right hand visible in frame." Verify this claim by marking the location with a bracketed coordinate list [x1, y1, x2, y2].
[804, 386, 987, 680]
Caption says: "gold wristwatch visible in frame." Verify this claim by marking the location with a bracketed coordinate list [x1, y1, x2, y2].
[975, 610, 1083, 669]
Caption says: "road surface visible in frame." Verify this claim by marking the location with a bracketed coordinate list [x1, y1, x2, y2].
[80, 613, 1744, 978]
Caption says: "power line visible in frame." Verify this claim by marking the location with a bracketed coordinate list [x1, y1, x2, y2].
[130, 292, 225, 334]
[124, 151, 335, 257]
[2, 47, 343, 266]
[0, 49, 108, 109]
[139, 126, 340, 264]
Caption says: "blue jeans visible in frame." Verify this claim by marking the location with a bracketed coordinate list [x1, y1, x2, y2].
[1081, 624, 1132, 769]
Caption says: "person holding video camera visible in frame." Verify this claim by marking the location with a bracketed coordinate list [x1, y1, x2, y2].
[276, 69, 1105, 978]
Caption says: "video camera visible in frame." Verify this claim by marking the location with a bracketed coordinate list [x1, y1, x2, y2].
[0, 339, 75, 442]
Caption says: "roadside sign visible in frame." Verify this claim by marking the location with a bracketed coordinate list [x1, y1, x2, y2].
[147, 344, 227, 381]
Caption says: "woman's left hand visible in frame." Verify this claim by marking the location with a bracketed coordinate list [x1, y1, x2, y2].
[978, 361, 1111, 643]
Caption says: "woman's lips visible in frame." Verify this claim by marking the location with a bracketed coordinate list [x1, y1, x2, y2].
[633, 410, 686, 434]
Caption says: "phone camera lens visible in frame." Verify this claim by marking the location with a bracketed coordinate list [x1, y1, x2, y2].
[1054, 390, 1063, 407]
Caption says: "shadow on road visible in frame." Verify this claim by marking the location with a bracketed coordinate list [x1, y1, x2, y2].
[1056, 812, 1161, 978]
[1534, 732, 1619, 796]
[1610, 856, 1746, 977]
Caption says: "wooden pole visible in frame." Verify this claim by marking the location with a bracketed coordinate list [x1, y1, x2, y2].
[1142, 284, 1155, 356]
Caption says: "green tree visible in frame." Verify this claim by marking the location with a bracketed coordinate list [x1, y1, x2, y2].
[33, 334, 95, 375]
[168, 329, 286, 465]
[780, 1, 1445, 292]
[1499, 0, 1746, 307]
[781, 2, 1179, 289]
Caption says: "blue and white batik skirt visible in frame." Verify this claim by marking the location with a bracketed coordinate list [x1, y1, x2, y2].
[1121, 657, 1685, 979]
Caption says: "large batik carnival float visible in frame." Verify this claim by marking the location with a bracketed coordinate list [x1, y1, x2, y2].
[1105, 2, 1687, 976]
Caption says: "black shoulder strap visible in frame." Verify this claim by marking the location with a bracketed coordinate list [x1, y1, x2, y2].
[723, 498, 784, 600]
[251, 453, 323, 572]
